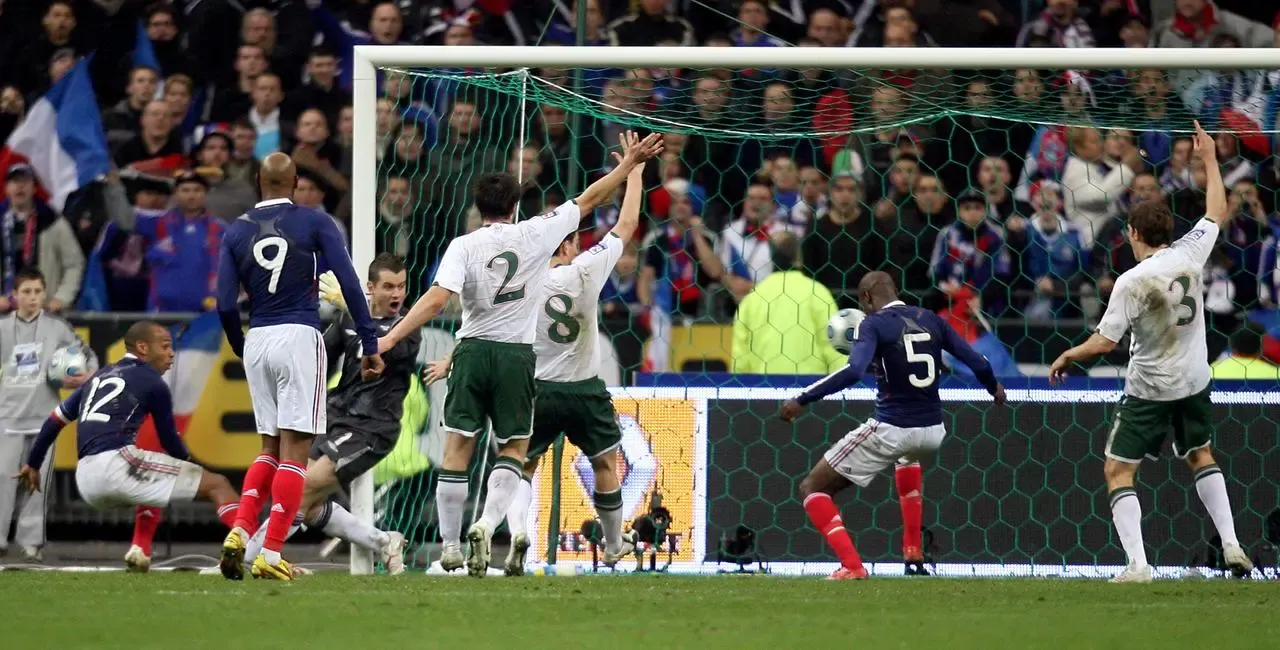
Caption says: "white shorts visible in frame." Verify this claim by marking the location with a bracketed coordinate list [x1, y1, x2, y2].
[823, 419, 946, 487]
[244, 324, 327, 436]
[76, 446, 203, 509]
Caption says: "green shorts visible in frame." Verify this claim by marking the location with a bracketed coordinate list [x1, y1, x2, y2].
[1105, 385, 1213, 463]
[442, 338, 536, 445]
[527, 378, 621, 461]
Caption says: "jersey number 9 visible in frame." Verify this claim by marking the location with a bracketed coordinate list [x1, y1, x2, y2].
[253, 236, 290, 294]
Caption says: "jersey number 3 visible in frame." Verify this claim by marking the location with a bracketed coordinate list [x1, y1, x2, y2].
[81, 377, 126, 423]
[487, 251, 526, 304]
[253, 236, 290, 294]
[1167, 275, 1197, 327]
[903, 332, 937, 388]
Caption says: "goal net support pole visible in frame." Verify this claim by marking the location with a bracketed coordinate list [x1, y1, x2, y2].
[348, 45, 1277, 575]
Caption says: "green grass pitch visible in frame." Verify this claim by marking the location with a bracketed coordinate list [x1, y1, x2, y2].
[5, 572, 1279, 649]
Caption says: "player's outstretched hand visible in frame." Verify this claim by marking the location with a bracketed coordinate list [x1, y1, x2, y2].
[360, 354, 385, 380]
[63, 372, 90, 389]
[317, 271, 348, 312]
[1192, 120, 1216, 163]
[779, 399, 805, 422]
[991, 384, 1007, 406]
[619, 130, 664, 167]
[1048, 355, 1070, 386]
[15, 465, 40, 493]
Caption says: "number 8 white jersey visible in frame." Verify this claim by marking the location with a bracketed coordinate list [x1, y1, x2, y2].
[534, 233, 625, 382]
[1095, 218, 1219, 401]
[433, 201, 583, 344]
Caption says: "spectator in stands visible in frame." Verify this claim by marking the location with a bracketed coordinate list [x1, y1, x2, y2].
[608, 0, 694, 47]
[509, 144, 555, 221]
[103, 67, 159, 152]
[931, 188, 1011, 313]
[240, 8, 307, 92]
[248, 73, 284, 160]
[289, 108, 347, 201]
[850, 1, 936, 48]
[310, 1, 410, 91]
[1018, 181, 1085, 319]
[1017, 0, 1095, 48]
[1151, 0, 1274, 49]
[192, 131, 256, 222]
[976, 156, 1029, 222]
[1131, 69, 1176, 166]
[164, 74, 198, 151]
[1221, 179, 1270, 307]
[227, 119, 260, 186]
[1091, 174, 1158, 296]
[1215, 133, 1256, 188]
[806, 8, 845, 47]
[803, 173, 880, 305]
[1062, 126, 1141, 248]
[760, 83, 819, 168]
[282, 48, 350, 126]
[96, 172, 169, 311]
[790, 166, 828, 228]
[14, 1, 81, 97]
[720, 178, 789, 301]
[1211, 323, 1280, 379]
[295, 167, 340, 226]
[129, 171, 223, 313]
[114, 100, 183, 170]
[601, 241, 641, 318]
[767, 156, 803, 216]
[210, 44, 268, 123]
[0, 165, 83, 313]
[377, 175, 413, 258]
[732, 231, 844, 374]
[547, 0, 609, 46]
[0, 87, 24, 143]
[1159, 137, 1195, 194]
[136, 3, 191, 82]
[732, 0, 786, 48]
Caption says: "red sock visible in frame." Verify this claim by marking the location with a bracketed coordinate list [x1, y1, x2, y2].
[263, 461, 307, 553]
[895, 463, 924, 556]
[216, 502, 240, 529]
[803, 492, 864, 571]
[235, 454, 278, 533]
[132, 506, 162, 556]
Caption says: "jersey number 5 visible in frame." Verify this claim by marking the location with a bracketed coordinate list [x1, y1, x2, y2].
[487, 251, 526, 304]
[81, 377, 126, 423]
[1167, 274, 1197, 327]
[253, 236, 290, 294]
[903, 332, 937, 389]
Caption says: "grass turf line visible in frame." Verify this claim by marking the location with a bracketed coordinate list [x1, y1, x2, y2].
[3, 573, 1277, 649]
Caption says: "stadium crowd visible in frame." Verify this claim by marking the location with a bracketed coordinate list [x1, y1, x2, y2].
[0, 0, 1278, 375]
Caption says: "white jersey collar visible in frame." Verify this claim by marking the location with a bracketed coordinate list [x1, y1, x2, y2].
[254, 198, 294, 209]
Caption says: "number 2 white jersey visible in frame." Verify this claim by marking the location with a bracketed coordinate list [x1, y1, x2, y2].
[433, 201, 583, 344]
[535, 233, 625, 382]
[1096, 217, 1219, 401]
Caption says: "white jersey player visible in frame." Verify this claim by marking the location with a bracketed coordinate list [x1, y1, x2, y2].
[1050, 121, 1252, 583]
[380, 131, 663, 577]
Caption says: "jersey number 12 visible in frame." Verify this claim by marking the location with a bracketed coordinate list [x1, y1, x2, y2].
[81, 377, 126, 423]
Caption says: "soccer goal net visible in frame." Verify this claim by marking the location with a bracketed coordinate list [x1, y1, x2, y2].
[350, 46, 1280, 577]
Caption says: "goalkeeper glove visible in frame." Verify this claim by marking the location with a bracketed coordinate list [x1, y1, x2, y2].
[318, 271, 347, 312]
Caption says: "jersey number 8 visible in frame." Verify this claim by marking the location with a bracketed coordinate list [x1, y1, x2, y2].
[253, 236, 290, 294]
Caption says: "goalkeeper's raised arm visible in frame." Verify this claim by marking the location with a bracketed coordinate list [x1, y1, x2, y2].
[1192, 120, 1229, 230]
[574, 132, 663, 214]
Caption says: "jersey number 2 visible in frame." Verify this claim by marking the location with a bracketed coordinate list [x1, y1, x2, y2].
[253, 236, 290, 294]
[1168, 275, 1197, 327]
[903, 332, 937, 389]
[82, 377, 126, 423]
[487, 251, 526, 304]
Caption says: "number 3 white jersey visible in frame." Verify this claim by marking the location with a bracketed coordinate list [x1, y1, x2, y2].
[1096, 217, 1219, 401]
[433, 201, 583, 344]
[535, 233, 625, 382]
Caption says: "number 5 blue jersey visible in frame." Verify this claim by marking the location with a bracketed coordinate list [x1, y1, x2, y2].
[216, 199, 377, 356]
[796, 301, 999, 428]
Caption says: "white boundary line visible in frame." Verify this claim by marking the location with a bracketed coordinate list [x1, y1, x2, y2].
[606, 387, 1280, 404]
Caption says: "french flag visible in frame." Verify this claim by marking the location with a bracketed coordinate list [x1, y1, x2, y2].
[0, 55, 110, 212]
[133, 313, 225, 453]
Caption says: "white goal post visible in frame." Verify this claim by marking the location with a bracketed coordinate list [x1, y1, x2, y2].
[346, 45, 1280, 574]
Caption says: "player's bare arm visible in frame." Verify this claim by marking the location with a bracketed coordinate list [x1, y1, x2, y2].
[1192, 120, 1229, 230]
[574, 131, 663, 214]
[1048, 333, 1118, 385]
[379, 284, 455, 354]
[606, 150, 647, 245]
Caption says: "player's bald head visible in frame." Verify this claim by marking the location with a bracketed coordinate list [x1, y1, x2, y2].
[858, 271, 898, 313]
[124, 320, 165, 352]
[258, 152, 297, 198]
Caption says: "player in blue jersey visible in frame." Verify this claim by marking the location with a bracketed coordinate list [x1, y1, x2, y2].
[780, 271, 1006, 580]
[16, 321, 243, 571]
[214, 152, 380, 581]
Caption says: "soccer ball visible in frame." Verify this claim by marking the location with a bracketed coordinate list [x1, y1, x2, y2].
[48, 344, 91, 383]
[826, 308, 867, 354]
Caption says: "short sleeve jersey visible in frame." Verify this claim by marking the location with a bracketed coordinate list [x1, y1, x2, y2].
[535, 233, 625, 382]
[1095, 217, 1218, 401]
[433, 201, 582, 343]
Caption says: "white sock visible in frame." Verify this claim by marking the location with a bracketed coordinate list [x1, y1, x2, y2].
[245, 514, 304, 567]
[476, 459, 523, 532]
[1109, 488, 1147, 568]
[506, 477, 532, 538]
[320, 502, 390, 553]
[436, 470, 470, 545]
[594, 488, 624, 554]
[1194, 465, 1239, 547]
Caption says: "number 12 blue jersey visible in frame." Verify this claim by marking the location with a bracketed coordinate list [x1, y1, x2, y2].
[796, 301, 999, 428]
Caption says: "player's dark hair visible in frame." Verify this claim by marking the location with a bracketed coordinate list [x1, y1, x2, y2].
[472, 172, 521, 220]
[368, 252, 406, 281]
[1230, 323, 1265, 357]
[1127, 200, 1174, 248]
[14, 268, 45, 289]
[124, 320, 164, 352]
